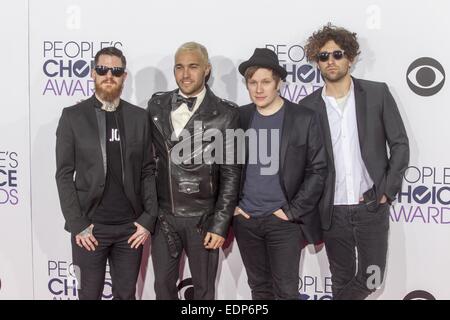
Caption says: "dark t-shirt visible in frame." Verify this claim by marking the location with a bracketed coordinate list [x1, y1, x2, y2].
[93, 111, 134, 225]
[239, 105, 287, 217]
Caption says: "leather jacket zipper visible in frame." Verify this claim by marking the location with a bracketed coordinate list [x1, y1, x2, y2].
[151, 116, 175, 213]
[210, 166, 213, 194]
[167, 143, 175, 213]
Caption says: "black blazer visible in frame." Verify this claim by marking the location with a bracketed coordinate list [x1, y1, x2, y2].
[299, 77, 410, 230]
[238, 98, 327, 244]
[55, 95, 158, 234]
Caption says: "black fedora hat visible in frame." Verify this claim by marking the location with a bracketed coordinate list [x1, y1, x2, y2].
[238, 48, 287, 80]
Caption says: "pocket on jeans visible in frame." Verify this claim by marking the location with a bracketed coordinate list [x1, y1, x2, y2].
[271, 214, 291, 223]
[378, 202, 390, 212]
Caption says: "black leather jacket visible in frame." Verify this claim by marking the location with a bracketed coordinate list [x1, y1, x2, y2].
[147, 87, 241, 237]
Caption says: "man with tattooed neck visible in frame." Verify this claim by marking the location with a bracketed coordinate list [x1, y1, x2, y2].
[55, 47, 157, 300]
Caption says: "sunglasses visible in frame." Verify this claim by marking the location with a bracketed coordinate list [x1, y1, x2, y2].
[94, 65, 126, 77]
[317, 50, 345, 62]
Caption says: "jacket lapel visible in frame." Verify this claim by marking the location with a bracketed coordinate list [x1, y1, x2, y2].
[240, 105, 256, 167]
[312, 89, 335, 169]
[353, 78, 367, 152]
[152, 99, 176, 147]
[91, 96, 107, 176]
[240, 105, 255, 131]
[183, 88, 217, 134]
[280, 99, 294, 174]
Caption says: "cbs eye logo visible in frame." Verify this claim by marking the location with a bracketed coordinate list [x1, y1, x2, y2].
[403, 290, 436, 300]
[407, 57, 445, 96]
[177, 278, 194, 300]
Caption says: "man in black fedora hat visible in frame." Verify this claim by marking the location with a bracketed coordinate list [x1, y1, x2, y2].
[233, 47, 327, 299]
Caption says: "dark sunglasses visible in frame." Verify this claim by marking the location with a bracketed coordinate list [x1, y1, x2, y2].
[94, 65, 125, 77]
[317, 50, 345, 62]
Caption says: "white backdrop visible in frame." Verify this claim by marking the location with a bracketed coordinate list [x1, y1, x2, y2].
[0, 0, 33, 299]
[1, 0, 449, 300]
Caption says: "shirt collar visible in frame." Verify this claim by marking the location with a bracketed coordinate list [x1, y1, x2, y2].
[322, 79, 354, 101]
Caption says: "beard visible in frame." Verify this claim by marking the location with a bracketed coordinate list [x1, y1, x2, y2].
[322, 66, 349, 83]
[95, 79, 123, 102]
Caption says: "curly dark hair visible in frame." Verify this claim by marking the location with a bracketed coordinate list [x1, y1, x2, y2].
[304, 23, 360, 63]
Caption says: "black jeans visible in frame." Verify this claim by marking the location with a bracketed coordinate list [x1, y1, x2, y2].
[233, 214, 303, 300]
[71, 222, 142, 300]
[324, 203, 390, 300]
[151, 215, 219, 300]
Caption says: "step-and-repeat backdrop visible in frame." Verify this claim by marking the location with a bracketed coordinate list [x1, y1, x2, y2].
[1, 0, 448, 300]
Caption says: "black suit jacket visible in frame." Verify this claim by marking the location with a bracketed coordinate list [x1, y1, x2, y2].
[55, 95, 158, 235]
[299, 77, 410, 230]
[238, 98, 327, 244]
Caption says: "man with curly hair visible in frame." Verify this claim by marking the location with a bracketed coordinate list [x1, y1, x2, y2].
[300, 24, 409, 299]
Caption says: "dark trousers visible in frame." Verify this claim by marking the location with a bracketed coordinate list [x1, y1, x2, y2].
[233, 214, 303, 300]
[71, 222, 142, 300]
[151, 215, 219, 300]
[324, 203, 389, 300]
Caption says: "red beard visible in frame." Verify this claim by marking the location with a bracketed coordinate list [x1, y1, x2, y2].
[95, 80, 123, 102]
